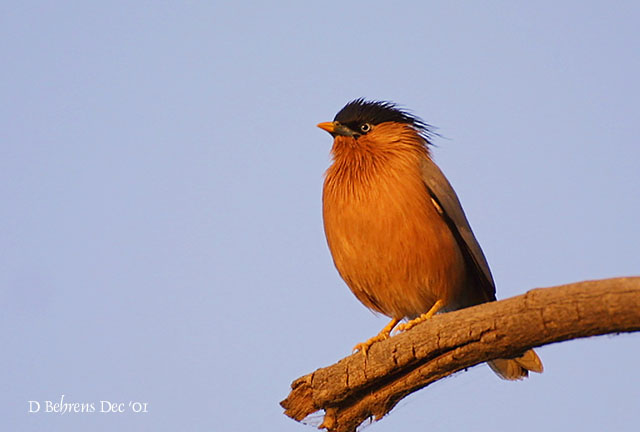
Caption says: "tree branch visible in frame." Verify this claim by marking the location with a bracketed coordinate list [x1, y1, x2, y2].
[280, 277, 640, 432]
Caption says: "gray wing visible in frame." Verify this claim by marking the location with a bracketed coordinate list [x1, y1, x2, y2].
[420, 157, 496, 300]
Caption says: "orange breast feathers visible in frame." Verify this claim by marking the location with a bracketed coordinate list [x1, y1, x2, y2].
[322, 123, 468, 320]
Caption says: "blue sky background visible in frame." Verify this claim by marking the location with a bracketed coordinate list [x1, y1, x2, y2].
[2, 1, 639, 431]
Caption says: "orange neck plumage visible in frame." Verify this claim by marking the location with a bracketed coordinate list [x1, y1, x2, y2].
[324, 122, 430, 199]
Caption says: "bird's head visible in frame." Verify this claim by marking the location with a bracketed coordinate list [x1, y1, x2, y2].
[317, 99, 433, 153]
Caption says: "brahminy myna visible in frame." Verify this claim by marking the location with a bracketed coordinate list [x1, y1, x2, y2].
[318, 99, 543, 380]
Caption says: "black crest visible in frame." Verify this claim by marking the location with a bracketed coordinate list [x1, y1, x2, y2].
[334, 98, 433, 141]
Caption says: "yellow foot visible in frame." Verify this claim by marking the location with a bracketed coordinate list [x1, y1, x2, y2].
[352, 318, 400, 356]
[395, 299, 445, 333]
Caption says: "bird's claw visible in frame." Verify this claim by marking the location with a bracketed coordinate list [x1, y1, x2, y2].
[352, 333, 388, 356]
[395, 299, 445, 334]
[352, 318, 400, 356]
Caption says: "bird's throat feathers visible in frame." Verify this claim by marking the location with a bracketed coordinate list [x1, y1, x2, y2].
[325, 122, 430, 196]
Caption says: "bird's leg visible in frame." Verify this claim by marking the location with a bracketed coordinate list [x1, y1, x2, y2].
[352, 318, 400, 356]
[395, 299, 445, 333]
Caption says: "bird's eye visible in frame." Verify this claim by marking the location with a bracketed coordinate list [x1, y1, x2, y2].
[360, 123, 371, 133]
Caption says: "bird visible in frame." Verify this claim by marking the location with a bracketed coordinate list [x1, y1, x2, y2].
[317, 99, 543, 380]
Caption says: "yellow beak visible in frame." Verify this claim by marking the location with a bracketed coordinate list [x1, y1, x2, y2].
[316, 122, 336, 133]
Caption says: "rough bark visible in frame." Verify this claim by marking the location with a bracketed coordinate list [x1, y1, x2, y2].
[280, 277, 640, 432]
